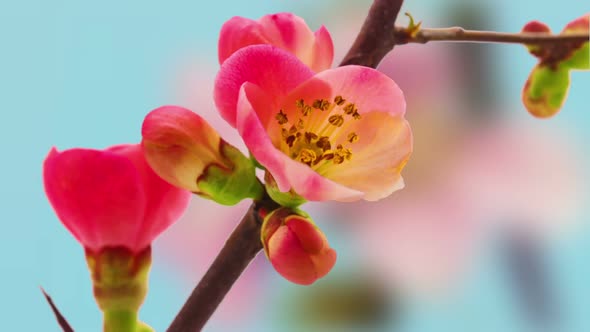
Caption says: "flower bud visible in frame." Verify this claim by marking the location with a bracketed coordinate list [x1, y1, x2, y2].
[261, 208, 336, 285]
[141, 105, 263, 205]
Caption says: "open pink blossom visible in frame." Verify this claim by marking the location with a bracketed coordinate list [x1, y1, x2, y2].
[218, 12, 333, 72]
[43, 144, 191, 253]
[215, 45, 412, 202]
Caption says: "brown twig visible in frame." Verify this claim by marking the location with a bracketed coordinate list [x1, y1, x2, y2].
[168, 1, 406, 330]
[394, 26, 589, 45]
[167, 201, 274, 332]
[340, 0, 405, 68]
[41, 287, 75, 332]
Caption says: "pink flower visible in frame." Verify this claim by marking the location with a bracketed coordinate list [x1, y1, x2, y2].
[218, 12, 333, 72]
[43, 144, 191, 253]
[261, 208, 336, 285]
[215, 45, 412, 202]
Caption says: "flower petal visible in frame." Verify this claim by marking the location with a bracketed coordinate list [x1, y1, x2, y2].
[288, 65, 407, 117]
[267, 219, 337, 285]
[214, 44, 314, 127]
[218, 16, 268, 65]
[218, 13, 334, 72]
[237, 82, 363, 202]
[108, 144, 191, 251]
[141, 106, 224, 192]
[325, 113, 412, 200]
[43, 147, 146, 251]
[310, 25, 334, 72]
[270, 65, 411, 200]
[267, 225, 317, 285]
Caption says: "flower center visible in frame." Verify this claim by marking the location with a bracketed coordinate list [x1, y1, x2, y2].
[274, 95, 361, 170]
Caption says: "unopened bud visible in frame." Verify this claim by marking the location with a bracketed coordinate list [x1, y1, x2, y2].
[142, 105, 263, 205]
[261, 208, 336, 285]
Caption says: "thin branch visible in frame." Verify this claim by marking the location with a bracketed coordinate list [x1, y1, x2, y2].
[40, 287, 75, 332]
[394, 26, 589, 45]
[340, 0, 405, 68]
[168, 1, 407, 330]
[166, 202, 271, 332]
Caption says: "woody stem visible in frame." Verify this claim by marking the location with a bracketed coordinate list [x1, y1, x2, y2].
[394, 26, 589, 45]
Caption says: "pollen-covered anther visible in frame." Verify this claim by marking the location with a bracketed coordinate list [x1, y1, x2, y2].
[334, 144, 353, 163]
[334, 95, 346, 106]
[316, 136, 331, 151]
[297, 149, 317, 166]
[297, 119, 305, 129]
[276, 110, 288, 124]
[313, 99, 331, 111]
[295, 99, 305, 109]
[304, 132, 319, 144]
[347, 132, 359, 143]
[322, 150, 335, 161]
[328, 114, 345, 127]
[343, 103, 357, 115]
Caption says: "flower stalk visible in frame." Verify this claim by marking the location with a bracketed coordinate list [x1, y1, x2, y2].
[86, 247, 153, 332]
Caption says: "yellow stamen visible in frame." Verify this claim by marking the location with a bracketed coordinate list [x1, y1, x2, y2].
[297, 118, 305, 129]
[295, 99, 305, 109]
[276, 110, 288, 125]
[334, 95, 346, 106]
[347, 132, 359, 143]
[304, 132, 318, 144]
[328, 114, 344, 127]
[276, 95, 362, 169]
[316, 136, 331, 151]
[297, 149, 317, 166]
[343, 103, 357, 115]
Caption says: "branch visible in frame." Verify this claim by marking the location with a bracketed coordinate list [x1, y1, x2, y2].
[394, 26, 589, 45]
[167, 1, 406, 330]
[41, 287, 74, 332]
[340, 0, 405, 68]
[166, 203, 269, 332]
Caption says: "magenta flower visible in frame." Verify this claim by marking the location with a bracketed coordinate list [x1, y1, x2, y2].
[43, 144, 191, 253]
[218, 12, 333, 72]
[215, 45, 412, 202]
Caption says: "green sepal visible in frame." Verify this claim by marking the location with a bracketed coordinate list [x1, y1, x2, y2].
[264, 171, 306, 208]
[197, 142, 263, 205]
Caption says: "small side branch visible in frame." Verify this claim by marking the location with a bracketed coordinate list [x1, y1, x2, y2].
[394, 26, 589, 45]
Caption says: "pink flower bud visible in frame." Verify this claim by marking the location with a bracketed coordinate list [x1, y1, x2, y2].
[43, 144, 191, 253]
[218, 12, 334, 72]
[141, 105, 263, 205]
[261, 208, 336, 285]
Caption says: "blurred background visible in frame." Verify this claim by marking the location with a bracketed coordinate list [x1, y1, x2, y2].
[1, 0, 589, 331]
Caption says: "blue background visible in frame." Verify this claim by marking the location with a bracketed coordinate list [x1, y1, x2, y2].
[1, 0, 588, 331]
